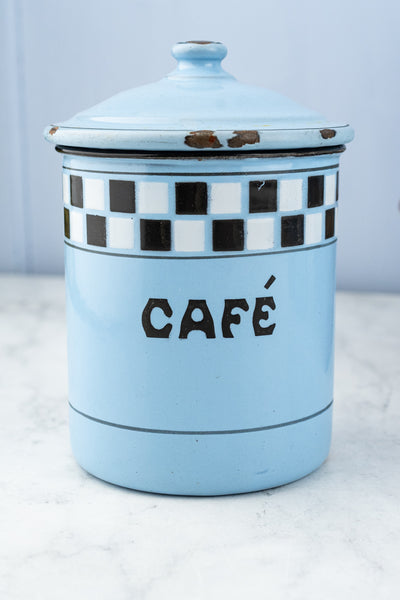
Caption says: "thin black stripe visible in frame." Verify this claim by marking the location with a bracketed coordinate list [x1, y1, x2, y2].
[69, 400, 333, 435]
[64, 238, 336, 259]
[62, 164, 339, 177]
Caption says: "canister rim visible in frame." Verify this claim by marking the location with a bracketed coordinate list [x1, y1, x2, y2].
[55, 144, 346, 160]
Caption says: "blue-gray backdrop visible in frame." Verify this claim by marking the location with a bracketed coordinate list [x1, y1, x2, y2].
[1, 0, 399, 291]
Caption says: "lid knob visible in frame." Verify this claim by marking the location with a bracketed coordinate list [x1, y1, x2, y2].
[169, 41, 233, 79]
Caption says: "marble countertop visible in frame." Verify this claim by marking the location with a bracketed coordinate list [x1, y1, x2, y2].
[1, 275, 399, 599]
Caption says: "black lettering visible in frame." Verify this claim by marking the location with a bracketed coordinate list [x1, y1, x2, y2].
[179, 300, 216, 339]
[142, 298, 173, 338]
[253, 297, 276, 336]
[222, 299, 249, 338]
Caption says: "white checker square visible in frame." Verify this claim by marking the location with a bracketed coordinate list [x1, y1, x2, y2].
[69, 211, 84, 243]
[210, 182, 241, 214]
[138, 181, 169, 213]
[246, 218, 274, 250]
[174, 220, 205, 252]
[63, 173, 70, 205]
[305, 212, 323, 245]
[108, 217, 134, 249]
[325, 174, 336, 206]
[279, 179, 303, 212]
[84, 178, 105, 210]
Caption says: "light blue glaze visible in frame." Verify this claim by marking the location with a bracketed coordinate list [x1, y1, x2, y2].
[44, 41, 353, 494]
[44, 42, 354, 151]
[63, 151, 339, 494]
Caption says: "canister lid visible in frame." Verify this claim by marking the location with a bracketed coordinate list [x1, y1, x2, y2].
[44, 41, 354, 152]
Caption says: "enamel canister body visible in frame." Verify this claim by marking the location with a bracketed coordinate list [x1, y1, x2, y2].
[63, 150, 338, 495]
[46, 41, 353, 495]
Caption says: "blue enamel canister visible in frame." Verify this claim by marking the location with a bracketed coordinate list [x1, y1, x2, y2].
[45, 41, 353, 495]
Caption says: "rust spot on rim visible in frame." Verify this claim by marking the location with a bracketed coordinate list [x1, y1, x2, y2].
[184, 130, 223, 149]
[227, 130, 260, 148]
[320, 128, 336, 139]
[49, 126, 59, 135]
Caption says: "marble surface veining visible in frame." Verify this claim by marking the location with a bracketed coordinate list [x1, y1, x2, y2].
[0, 275, 399, 600]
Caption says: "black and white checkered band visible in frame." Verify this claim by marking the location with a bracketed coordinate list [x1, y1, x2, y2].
[63, 170, 339, 256]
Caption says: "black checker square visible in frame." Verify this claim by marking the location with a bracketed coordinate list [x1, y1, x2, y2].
[86, 214, 106, 247]
[110, 180, 135, 213]
[175, 182, 207, 214]
[249, 180, 277, 213]
[281, 215, 304, 247]
[140, 219, 171, 251]
[307, 175, 324, 208]
[212, 219, 244, 252]
[64, 207, 70, 239]
[325, 208, 335, 239]
[70, 175, 83, 208]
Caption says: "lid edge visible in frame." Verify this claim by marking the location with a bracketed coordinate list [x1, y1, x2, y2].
[44, 124, 354, 151]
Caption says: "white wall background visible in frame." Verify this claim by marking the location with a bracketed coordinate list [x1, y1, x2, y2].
[1, 0, 399, 291]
